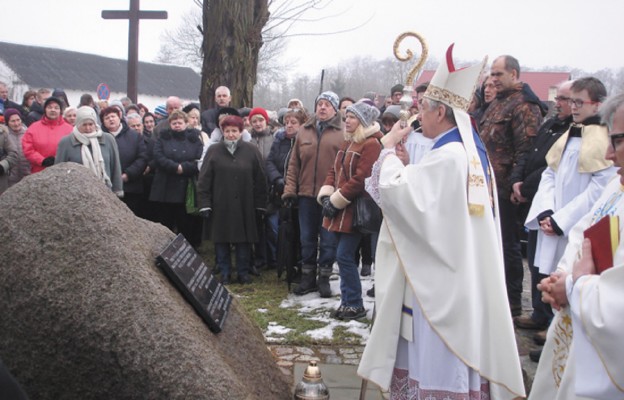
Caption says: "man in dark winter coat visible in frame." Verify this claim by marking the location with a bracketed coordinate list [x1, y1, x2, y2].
[479, 54, 547, 317]
[0, 82, 26, 121]
[510, 81, 573, 346]
[25, 88, 52, 126]
[201, 86, 232, 135]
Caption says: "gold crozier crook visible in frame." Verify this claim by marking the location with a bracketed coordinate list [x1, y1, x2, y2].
[393, 32, 429, 126]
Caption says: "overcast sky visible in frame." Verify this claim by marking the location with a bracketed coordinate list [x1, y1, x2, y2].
[3, 0, 623, 82]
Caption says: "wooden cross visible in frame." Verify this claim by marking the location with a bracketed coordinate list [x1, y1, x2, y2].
[102, 0, 167, 103]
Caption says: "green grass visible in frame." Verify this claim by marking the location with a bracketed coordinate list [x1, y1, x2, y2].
[198, 241, 370, 346]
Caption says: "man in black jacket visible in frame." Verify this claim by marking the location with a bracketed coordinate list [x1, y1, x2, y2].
[509, 80, 573, 349]
[201, 86, 232, 135]
[0, 81, 26, 121]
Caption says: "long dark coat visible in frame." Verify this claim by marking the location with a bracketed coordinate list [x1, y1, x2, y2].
[111, 123, 147, 194]
[197, 141, 268, 243]
[149, 128, 202, 204]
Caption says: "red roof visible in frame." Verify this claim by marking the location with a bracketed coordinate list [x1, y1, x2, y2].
[415, 71, 571, 101]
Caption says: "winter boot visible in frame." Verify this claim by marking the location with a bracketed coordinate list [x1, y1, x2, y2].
[360, 264, 372, 277]
[318, 264, 333, 298]
[293, 264, 318, 295]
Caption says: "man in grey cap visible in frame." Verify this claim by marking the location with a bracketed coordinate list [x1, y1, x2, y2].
[282, 91, 344, 297]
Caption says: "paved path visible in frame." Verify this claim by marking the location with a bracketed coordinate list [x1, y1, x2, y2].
[272, 261, 541, 398]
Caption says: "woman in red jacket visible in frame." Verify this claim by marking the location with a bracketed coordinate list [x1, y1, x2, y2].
[22, 97, 73, 173]
[317, 101, 382, 320]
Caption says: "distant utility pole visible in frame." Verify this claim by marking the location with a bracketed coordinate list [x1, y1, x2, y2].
[102, 0, 167, 103]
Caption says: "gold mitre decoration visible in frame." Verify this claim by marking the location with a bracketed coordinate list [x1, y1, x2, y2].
[425, 44, 491, 216]
[424, 43, 486, 112]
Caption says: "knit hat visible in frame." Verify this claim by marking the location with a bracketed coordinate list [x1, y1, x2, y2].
[44, 96, 64, 111]
[154, 105, 168, 118]
[277, 107, 289, 124]
[391, 84, 404, 95]
[346, 101, 380, 128]
[359, 98, 375, 107]
[315, 91, 339, 112]
[249, 107, 269, 122]
[4, 108, 21, 122]
[383, 105, 402, 119]
[109, 99, 126, 117]
[76, 106, 98, 127]
[238, 107, 251, 118]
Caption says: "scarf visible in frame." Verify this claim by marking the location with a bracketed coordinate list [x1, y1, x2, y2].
[71, 128, 113, 188]
[224, 138, 239, 155]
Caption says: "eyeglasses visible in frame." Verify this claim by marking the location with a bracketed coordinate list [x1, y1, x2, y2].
[568, 98, 599, 108]
[609, 133, 624, 149]
[554, 96, 570, 102]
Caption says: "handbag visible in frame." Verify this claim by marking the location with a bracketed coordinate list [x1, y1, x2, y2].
[352, 195, 382, 234]
[185, 177, 199, 215]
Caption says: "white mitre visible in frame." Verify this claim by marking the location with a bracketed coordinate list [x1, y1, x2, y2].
[424, 44, 489, 216]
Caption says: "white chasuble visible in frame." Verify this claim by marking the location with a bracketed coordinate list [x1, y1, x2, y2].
[358, 139, 525, 400]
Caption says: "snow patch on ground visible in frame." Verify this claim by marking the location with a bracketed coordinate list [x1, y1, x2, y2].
[264, 269, 375, 344]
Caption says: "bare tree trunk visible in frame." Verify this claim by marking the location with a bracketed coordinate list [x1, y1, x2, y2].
[200, 0, 269, 109]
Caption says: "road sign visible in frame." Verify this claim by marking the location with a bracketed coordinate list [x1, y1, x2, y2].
[97, 83, 110, 100]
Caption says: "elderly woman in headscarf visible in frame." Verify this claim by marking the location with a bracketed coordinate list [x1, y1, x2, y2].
[55, 106, 123, 196]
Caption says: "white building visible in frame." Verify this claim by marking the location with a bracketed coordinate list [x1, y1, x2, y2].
[0, 41, 201, 111]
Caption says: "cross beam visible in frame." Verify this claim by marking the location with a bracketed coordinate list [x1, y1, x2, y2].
[102, 0, 167, 103]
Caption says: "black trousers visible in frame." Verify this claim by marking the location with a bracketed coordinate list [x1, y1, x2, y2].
[498, 198, 524, 308]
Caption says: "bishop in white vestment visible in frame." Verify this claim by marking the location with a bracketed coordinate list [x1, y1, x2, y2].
[358, 45, 525, 400]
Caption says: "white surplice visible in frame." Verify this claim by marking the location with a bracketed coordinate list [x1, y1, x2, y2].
[526, 137, 616, 274]
[530, 176, 624, 400]
[404, 129, 433, 165]
[358, 129, 525, 400]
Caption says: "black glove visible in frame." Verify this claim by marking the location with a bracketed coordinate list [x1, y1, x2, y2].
[0, 165, 4, 176]
[283, 196, 296, 208]
[255, 208, 266, 222]
[198, 208, 212, 219]
[274, 178, 285, 195]
[321, 196, 339, 219]
[42, 156, 55, 167]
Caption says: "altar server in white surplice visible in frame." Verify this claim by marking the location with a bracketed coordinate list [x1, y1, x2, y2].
[530, 92, 624, 400]
[357, 44, 525, 400]
[526, 77, 616, 276]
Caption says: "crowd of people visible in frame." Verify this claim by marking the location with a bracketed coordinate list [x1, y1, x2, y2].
[1, 46, 623, 398]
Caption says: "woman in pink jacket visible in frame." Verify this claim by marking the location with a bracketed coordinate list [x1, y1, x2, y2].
[22, 97, 73, 173]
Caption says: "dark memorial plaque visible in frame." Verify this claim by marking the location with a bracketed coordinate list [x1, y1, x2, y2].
[156, 234, 231, 333]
